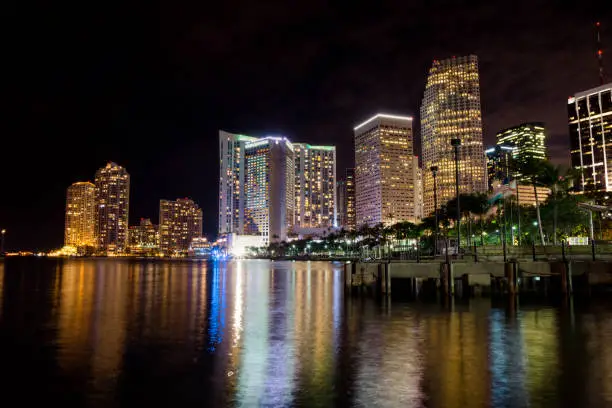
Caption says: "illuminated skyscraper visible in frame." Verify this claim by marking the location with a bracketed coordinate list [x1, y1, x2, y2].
[218, 130, 258, 235]
[345, 168, 356, 230]
[412, 157, 424, 221]
[244, 137, 294, 243]
[354, 113, 416, 227]
[336, 179, 346, 228]
[160, 198, 203, 255]
[485, 145, 515, 189]
[128, 218, 159, 255]
[293, 143, 336, 228]
[94, 162, 130, 254]
[64, 181, 96, 249]
[568, 83, 612, 192]
[496, 122, 547, 165]
[421, 55, 487, 215]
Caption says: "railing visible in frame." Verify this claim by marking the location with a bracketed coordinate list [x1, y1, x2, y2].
[463, 241, 612, 262]
[348, 241, 612, 262]
[270, 241, 612, 262]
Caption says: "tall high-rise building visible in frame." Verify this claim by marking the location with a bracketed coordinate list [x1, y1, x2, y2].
[244, 137, 295, 243]
[64, 182, 96, 249]
[568, 83, 612, 192]
[354, 113, 416, 227]
[160, 198, 203, 255]
[412, 157, 424, 221]
[496, 122, 547, 165]
[421, 55, 487, 215]
[293, 143, 336, 229]
[128, 218, 160, 256]
[95, 162, 130, 254]
[485, 145, 515, 189]
[218, 130, 258, 235]
[336, 179, 347, 228]
[345, 168, 356, 230]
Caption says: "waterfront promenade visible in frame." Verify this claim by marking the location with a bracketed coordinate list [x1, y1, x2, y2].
[339, 243, 612, 298]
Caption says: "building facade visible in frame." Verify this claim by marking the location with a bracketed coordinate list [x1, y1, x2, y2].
[189, 237, 211, 257]
[354, 113, 416, 227]
[496, 122, 547, 166]
[421, 55, 487, 216]
[94, 162, 130, 254]
[345, 168, 356, 230]
[568, 83, 612, 192]
[244, 137, 295, 243]
[128, 218, 159, 255]
[160, 198, 203, 255]
[218, 130, 259, 235]
[516, 185, 551, 207]
[336, 179, 346, 228]
[293, 143, 336, 229]
[64, 181, 96, 249]
[485, 145, 515, 189]
[412, 157, 424, 221]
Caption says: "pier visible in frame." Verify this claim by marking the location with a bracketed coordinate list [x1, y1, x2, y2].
[344, 259, 612, 298]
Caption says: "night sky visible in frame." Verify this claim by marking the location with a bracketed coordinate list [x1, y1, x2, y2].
[4, 0, 612, 250]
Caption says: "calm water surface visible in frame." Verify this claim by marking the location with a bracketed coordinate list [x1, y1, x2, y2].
[1, 259, 612, 407]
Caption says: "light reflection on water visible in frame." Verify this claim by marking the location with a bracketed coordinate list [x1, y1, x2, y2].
[0, 259, 612, 407]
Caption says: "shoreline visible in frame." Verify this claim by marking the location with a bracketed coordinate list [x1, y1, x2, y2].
[2, 255, 356, 262]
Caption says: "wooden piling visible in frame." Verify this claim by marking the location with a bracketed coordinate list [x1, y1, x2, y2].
[504, 262, 517, 295]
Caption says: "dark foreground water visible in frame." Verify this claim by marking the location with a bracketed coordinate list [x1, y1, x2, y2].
[1, 259, 612, 407]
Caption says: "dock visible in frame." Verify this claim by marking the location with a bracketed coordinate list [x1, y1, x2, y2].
[344, 259, 612, 297]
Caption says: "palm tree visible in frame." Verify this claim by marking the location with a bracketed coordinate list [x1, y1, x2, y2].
[463, 193, 491, 246]
[519, 158, 546, 245]
[538, 162, 564, 244]
[357, 224, 372, 240]
[444, 193, 489, 246]
[346, 229, 358, 256]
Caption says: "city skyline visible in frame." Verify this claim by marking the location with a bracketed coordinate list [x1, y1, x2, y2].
[3, 2, 612, 249]
[9, 76, 612, 250]
[9, 80, 612, 250]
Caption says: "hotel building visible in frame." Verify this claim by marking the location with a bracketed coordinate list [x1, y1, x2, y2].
[64, 181, 96, 249]
[243, 137, 295, 243]
[293, 143, 336, 229]
[218, 130, 259, 235]
[568, 83, 612, 192]
[94, 162, 130, 254]
[160, 198, 203, 255]
[420, 55, 487, 215]
[354, 113, 416, 227]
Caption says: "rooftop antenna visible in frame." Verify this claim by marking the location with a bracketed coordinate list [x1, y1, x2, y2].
[596, 21, 606, 85]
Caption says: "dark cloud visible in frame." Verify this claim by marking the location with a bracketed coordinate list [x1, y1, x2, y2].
[3, 0, 612, 249]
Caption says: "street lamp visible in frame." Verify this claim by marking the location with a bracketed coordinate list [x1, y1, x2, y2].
[430, 166, 439, 255]
[1, 229, 5, 255]
[451, 138, 461, 254]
